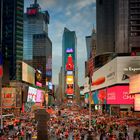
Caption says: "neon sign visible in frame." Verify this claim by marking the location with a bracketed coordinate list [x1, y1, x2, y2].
[66, 48, 74, 53]
[27, 8, 37, 15]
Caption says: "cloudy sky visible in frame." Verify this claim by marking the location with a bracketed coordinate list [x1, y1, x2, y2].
[24, 0, 96, 86]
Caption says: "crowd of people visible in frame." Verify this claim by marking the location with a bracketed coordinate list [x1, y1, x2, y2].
[48, 108, 140, 140]
[0, 107, 140, 140]
[0, 113, 37, 140]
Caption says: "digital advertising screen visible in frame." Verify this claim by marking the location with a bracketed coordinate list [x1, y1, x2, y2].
[27, 87, 37, 102]
[66, 75, 74, 84]
[107, 86, 134, 104]
[22, 62, 35, 84]
[36, 90, 44, 103]
[66, 48, 74, 53]
[134, 94, 140, 111]
[27, 8, 37, 15]
[129, 74, 140, 94]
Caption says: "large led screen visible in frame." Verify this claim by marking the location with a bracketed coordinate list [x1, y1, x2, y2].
[27, 87, 37, 102]
[36, 90, 44, 103]
[107, 86, 134, 104]
[66, 75, 74, 84]
[22, 62, 35, 84]
[129, 74, 140, 94]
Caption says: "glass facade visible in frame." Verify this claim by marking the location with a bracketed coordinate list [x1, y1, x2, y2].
[62, 28, 77, 69]
[62, 28, 78, 97]
[2, 0, 24, 80]
[33, 33, 52, 86]
[23, 1, 49, 61]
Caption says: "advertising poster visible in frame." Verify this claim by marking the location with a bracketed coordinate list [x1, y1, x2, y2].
[107, 86, 134, 104]
[92, 91, 99, 104]
[92, 90, 106, 104]
[22, 62, 35, 84]
[129, 74, 140, 94]
[2, 87, 16, 108]
[134, 94, 140, 111]
[27, 87, 37, 102]
[36, 90, 44, 103]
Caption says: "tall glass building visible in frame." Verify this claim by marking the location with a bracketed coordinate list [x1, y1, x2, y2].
[33, 33, 52, 86]
[62, 28, 77, 68]
[23, 0, 49, 61]
[2, 0, 24, 80]
[61, 28, 79, 101]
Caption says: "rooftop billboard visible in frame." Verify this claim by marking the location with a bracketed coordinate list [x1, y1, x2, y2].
[22, 62, 35, 84]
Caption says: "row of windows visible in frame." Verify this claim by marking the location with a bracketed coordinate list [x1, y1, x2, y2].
[33, 34, 47, 39]
[130, 32, 140, 37]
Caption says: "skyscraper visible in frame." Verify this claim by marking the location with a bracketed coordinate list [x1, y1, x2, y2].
[33, 33, 52, 86]
[23, 0, 49, 62]
[60, 27, 79, 102]
[129, 0, 140, 54]
[96, 0, 115, 55]
[0, 0, 3, 51]
[96, 0, 140, 55]
[2, 0, 24, 80]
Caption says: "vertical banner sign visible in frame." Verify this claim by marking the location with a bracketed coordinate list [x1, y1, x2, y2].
[0, 52, 3, 77]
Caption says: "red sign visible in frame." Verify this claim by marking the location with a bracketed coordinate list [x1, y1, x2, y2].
[107, 86, 134, 104]
[27, 8, 37, 15]
[66, 55, 74, 71]
[0, 66, 3, 78]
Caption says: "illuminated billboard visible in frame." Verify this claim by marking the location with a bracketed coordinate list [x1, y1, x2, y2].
[2, 87, 16, 108]
[27, 8, 37, 15]
[134, 94, 140, 111]
[67, 71, 73, 75]
[107, 86, 134, 104]
[66, 48, 74, 53]
[36, 90, 44, 103]
[66, 84, 74, 95]
[66, 75, 73, 84]
[66, 55, 74, 71]
[27, 87, 37, 102]
[129, 74, 140, 94]
[35, 69, 42, 87]
[22, 62, 35, 84]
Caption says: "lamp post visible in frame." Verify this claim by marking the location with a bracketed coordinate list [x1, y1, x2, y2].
[88, 56, 94, 130]
[89, 77, 92, 130]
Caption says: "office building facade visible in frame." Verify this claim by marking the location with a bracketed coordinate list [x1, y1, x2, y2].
[61, 28, 79, 101]
[33, 33, 52, 86]
[2, 0, 24, 80]
[23, 0, 49, 61]
[96, 0, 140, 55]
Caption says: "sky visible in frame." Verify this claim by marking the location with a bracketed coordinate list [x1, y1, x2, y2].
[24, 0, 96, 86]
